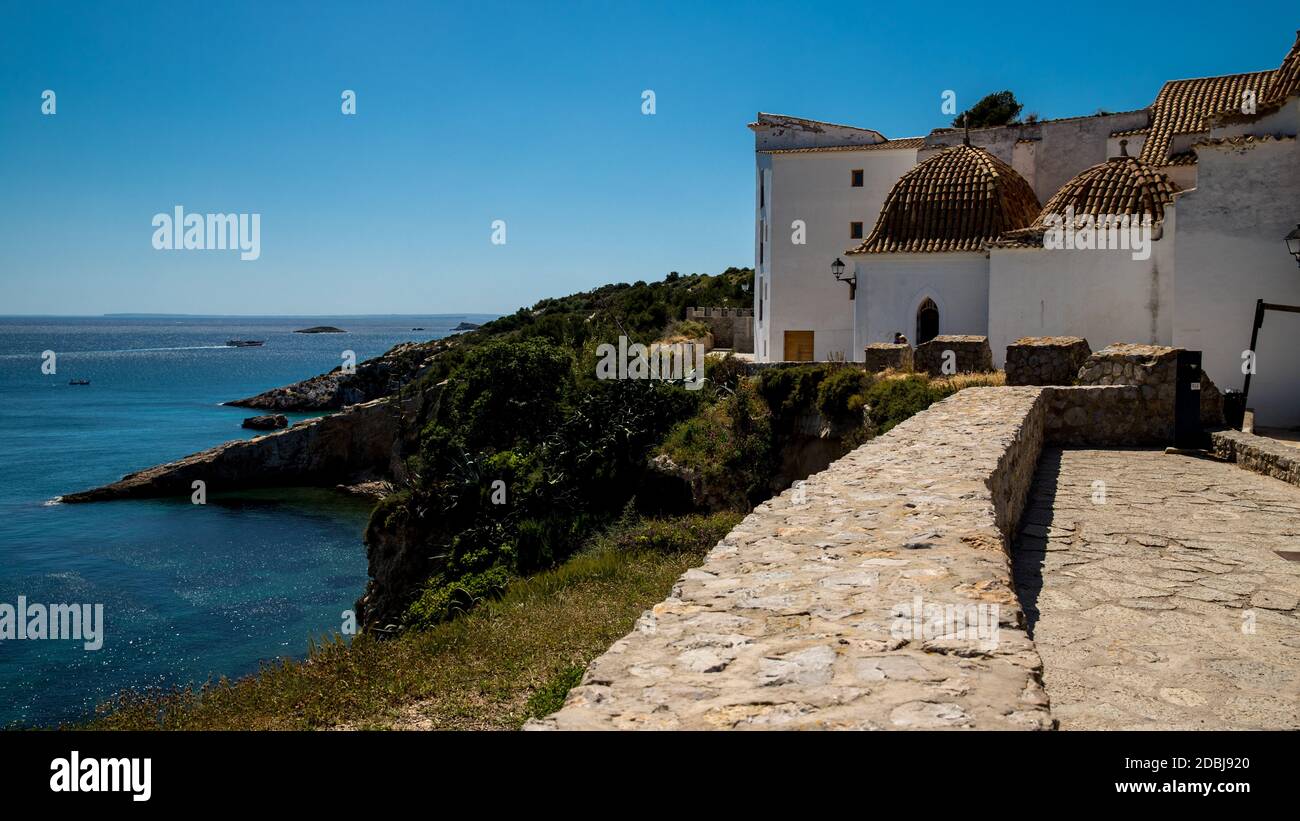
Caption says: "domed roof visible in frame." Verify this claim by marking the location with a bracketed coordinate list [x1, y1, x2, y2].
[850, 144, 1040, 254]
[1008, 153, 1178, 242]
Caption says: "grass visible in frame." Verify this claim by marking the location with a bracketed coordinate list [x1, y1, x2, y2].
[82, 512, 741, 731]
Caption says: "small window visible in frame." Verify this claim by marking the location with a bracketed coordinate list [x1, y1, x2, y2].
[851, 169, 864, 187]
[850, 221, 864, 240]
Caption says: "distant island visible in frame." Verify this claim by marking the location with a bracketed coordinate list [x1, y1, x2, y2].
[294, 326, 346, 334]
[452, 321, 481, 331]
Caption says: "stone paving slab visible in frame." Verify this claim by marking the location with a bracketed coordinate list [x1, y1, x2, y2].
[1014, 448, 1300, 730]
[530, 388, 1054, 730]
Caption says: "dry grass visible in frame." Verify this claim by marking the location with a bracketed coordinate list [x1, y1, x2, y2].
[84, 513, 740, 731]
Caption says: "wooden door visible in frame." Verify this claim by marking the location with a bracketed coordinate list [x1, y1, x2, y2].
[783, 330, 815, 361]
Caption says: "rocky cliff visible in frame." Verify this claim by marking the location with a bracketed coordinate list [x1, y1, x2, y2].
[61, 389, 435, 503]
[226, 338, 457, 411]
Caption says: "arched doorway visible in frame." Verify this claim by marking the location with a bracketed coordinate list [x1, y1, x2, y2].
[916, 298, 939, 345]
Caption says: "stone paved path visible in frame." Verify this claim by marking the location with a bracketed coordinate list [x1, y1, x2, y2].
[1014, 448, 1300, 729]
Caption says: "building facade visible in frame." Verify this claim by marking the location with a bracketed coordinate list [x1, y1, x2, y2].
[753, 31, 1300, 426]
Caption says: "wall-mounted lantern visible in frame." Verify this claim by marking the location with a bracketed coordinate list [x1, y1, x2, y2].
[1285, 224, 1300, 268]
[831, 257, 856, 300]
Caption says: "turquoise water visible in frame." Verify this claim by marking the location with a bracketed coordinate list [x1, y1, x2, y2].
[0, 315, 494, 727]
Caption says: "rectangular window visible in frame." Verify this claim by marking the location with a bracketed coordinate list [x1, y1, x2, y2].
[850, 221, 864, 240]
[851, 169, 864, 187]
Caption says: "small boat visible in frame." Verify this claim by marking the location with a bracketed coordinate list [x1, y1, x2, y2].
[68, 379, 90, 386]
[226, 339, 265, 347]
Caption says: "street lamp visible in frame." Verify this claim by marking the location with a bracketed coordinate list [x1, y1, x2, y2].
[1286, 225, 1300, 268]
[831, 257, 856, 299]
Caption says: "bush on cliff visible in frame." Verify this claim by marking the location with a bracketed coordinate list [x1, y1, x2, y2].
[656, 380, 775, 510]
[390, 333, 707, 629]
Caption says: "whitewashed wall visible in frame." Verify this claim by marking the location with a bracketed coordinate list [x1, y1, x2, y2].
[988, 222, 1176, 367]
[854, 252, 990, 349]
[1174, 118, 1300, 426]
[761, 148, 917, 361]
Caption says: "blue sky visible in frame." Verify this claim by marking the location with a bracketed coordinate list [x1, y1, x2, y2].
[1, 1, 1296, 315]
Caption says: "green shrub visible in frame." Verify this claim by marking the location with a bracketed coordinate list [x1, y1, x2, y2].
[524, 665, 586, 719]
[404, 565, 512, 627]
[816, 367, 872, 422]
[863, 375, 941, 433]
[662, 319, 711, 341]
[757, 364, 832, 429]
[658, 381, 774, 508]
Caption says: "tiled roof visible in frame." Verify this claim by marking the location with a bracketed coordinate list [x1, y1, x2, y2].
[1166, 151, 1198, 166]
[1110, 127, 1149, 137]
[1194, 133, 1297, 149]
[759, 137, 925, 155]
[1037, 156, 1177, 225]
[1139, 70, 1276, 165]
[1264, 31, 1300, 106]
[993, 155, 1178, 248]
[849, 144, 1040, 254]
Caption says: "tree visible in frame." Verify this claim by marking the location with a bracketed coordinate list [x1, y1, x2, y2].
[953, 91, 1023, 128]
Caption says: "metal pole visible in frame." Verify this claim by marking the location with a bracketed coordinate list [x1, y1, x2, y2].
[1241, 298, 1264, 410]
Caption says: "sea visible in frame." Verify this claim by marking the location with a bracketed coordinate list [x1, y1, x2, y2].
[0, 314, 496, 727]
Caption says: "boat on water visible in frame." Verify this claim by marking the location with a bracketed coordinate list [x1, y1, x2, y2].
[68, 379, 90, 386]
[226, 340, 265, 347]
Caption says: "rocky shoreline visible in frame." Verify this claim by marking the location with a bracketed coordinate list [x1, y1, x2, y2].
[225, 337, 456, 411]
[59, 393, 431, 503]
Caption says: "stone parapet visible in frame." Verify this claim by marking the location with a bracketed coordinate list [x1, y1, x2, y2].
[530, 387, 1053, 730]
[686, 307, 754, 353]
[914, 335, 993, 376]
[1005, 336, 1091, 386]
[1210, 429, 1300, 487]
[863, 343, 913, 372]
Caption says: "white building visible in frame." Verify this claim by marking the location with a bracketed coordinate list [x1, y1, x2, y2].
[754, 31, 1300, 426]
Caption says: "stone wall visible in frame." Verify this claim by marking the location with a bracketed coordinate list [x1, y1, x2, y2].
[1210, 429, 1300, 487]
[863, 342, 912, 372]
[528, 375, 1249, 731]
[1040, 386, 1173, 446]
[530, 388, 1054, 730]
[686, 307, 754, 353]
[1005, 337, 1091, 386]
[914, 335, 993, 376]
[1070, 343, 1224, 439]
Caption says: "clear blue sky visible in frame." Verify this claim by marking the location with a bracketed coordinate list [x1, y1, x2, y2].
[1, 1, 1296, 315]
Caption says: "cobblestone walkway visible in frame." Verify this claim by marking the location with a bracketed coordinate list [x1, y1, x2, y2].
[1014, 449, 1300, 729]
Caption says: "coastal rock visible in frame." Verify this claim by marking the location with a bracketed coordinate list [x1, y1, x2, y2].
[227, 337, 457, 412]
[60, 390, 434, 503]
[452, 321, 481, 331]
[242, 414, 288, 431]
[294, 326, 346, 334]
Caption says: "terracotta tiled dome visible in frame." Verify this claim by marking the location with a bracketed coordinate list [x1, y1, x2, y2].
[850, 144, 1040, 254]
[994, 153, 1179, 248]
[1034, 154, 1178, 229]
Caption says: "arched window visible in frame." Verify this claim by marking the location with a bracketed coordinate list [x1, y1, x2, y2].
[916, 298, 939, 345]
